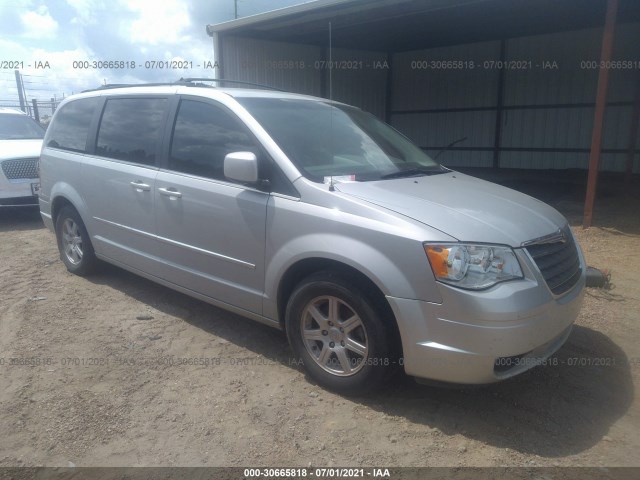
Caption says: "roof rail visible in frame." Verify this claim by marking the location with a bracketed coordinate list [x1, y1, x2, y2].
[179, 78, 284, 91]
[81, 78, 283, 93]
[81, 80, 194, 93]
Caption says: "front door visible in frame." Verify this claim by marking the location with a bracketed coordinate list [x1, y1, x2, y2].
[154, 98, 268, 314]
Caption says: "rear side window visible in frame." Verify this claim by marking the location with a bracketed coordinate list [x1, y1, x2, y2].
[46, 97, 99, 152]
[169, 99, 257, 180]
[96, 98, 166, 166]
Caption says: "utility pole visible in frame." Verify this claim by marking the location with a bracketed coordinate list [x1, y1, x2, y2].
[234, 0, 238, 18]
[15, 70, 26, 113]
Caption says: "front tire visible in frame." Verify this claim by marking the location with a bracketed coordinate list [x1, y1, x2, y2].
[55, 206, 97, 276]
[285, 271, 395, 395]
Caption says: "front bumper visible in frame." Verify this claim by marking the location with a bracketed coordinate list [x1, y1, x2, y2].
[0, 195, 39, 207]
[387, 247, 586, 384]
[0, 177, 40, 206]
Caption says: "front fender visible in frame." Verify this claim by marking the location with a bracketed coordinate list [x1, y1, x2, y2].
[263, 233, 443, 321]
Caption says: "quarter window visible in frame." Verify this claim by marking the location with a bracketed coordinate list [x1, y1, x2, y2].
[169, 99, 257, 181]
[45, 97, 99, 152]
[96, 98, 166, 166]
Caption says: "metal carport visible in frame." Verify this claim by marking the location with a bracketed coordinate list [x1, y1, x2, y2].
[206, 0, 640, 227]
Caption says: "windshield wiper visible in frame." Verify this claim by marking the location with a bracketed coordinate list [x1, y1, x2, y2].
[380, 167, 446, 180]
[433, 136, 468, 161]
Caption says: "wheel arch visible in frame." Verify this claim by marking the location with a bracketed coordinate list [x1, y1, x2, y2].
[49, 183, 90, 229]
[51, 195, 75, 225]
[276, 257, 402, 357]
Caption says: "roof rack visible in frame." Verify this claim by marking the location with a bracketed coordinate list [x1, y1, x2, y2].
[179, 78, 284, 91]
[81, 82, 187, 93]
[82, 78, 283, 93]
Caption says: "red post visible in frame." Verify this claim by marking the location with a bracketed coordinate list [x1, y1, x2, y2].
[583, 0, 619, 229]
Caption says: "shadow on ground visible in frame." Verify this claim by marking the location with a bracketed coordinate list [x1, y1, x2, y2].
[364, 325, 634, 458]
[0, 206, 43, 232]
[87, 262, 634, 459]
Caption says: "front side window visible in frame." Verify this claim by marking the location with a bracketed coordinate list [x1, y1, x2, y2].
[96, 98, 166, 166]
[45, 97, 98, 151]
[169, 99, 257, 181]
[236, 97, 442, 182]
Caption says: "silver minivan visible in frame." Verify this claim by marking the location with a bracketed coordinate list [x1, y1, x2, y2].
[39, 83, 585, 394]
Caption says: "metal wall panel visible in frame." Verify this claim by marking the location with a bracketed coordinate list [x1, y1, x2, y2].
[391, 110, 495, 167]
[391, 41, 501, 111]
[221, 36, 323, 95]
[504, 22, 640, 106]
[601, 153, 638, 173]
[504, 21, 638, 105]
[389, 23, 640, 172]
[499, 152, 589, 170]
[503, 29, 601, 106]
[390, 41, 500, 168]
[499, 152, 638, 173]
[500, 107, 594, 152]
[327, 48, 388, 119]
[428, 150, 494, 169]
[607, 22, 640, 103]
[500, 22, 640, 171]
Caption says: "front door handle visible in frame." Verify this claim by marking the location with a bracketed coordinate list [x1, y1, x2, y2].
[158, 187, 182, 199]
[130, 181, 151, 192]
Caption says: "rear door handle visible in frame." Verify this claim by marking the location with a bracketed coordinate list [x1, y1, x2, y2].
[130, 181, 151, 192]
[158, 187, 182, 199]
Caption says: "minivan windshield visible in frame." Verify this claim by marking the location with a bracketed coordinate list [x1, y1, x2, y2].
[237, 97, 442, 182]
[0, 113, 45, 140]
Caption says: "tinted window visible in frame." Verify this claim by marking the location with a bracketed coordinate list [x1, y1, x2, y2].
[96, 98, 166, 166]
[169, 100, 257, 180]
[0, 113, 45, 140]
[46, 98, 98, 152]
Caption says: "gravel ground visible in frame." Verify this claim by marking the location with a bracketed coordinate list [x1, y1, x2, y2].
[0, 172, 638, 468]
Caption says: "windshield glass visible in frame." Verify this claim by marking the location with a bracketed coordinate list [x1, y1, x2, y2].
[0, 113, 45, 140]
[236, 97, 441, 182]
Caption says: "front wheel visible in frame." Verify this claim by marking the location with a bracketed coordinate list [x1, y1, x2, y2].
[285, 272, 396, 395]
[55, 206, 98, 276]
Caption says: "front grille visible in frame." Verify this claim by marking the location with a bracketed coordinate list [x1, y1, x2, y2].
[526, 231, 582, 296]
[1, 157, 39, 180]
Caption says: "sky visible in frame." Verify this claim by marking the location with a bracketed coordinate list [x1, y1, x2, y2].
[0, 0, 311, 109]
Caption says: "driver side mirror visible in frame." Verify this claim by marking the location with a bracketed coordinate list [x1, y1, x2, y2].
[224, 151, 258, 184]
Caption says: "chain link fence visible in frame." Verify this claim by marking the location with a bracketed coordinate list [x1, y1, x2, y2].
[0, 99, 61, 126]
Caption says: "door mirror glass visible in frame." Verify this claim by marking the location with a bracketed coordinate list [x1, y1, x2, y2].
[224, 151, 258, 184]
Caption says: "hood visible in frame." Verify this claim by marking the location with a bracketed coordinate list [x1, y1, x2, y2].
[0, 139, 43, 160]
[334, 172, 568, 247]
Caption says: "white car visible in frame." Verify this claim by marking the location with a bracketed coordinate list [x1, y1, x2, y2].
[0, 107, 45, 207]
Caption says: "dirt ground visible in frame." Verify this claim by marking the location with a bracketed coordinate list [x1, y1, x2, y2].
[0, 170, 639, 468]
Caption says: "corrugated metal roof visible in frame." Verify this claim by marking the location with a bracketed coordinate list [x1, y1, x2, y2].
[206, 0, 360, 34]
[207, 0, 640, 52]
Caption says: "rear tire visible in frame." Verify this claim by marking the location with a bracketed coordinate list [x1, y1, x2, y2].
[55, 206, 97, 276]
[285, 271, 396, 395]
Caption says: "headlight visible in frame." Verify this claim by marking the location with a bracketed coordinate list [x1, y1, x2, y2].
[424, 243, 523, 290]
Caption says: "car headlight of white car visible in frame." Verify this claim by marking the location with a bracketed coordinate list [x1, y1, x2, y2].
[424, 243, 523, 290]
